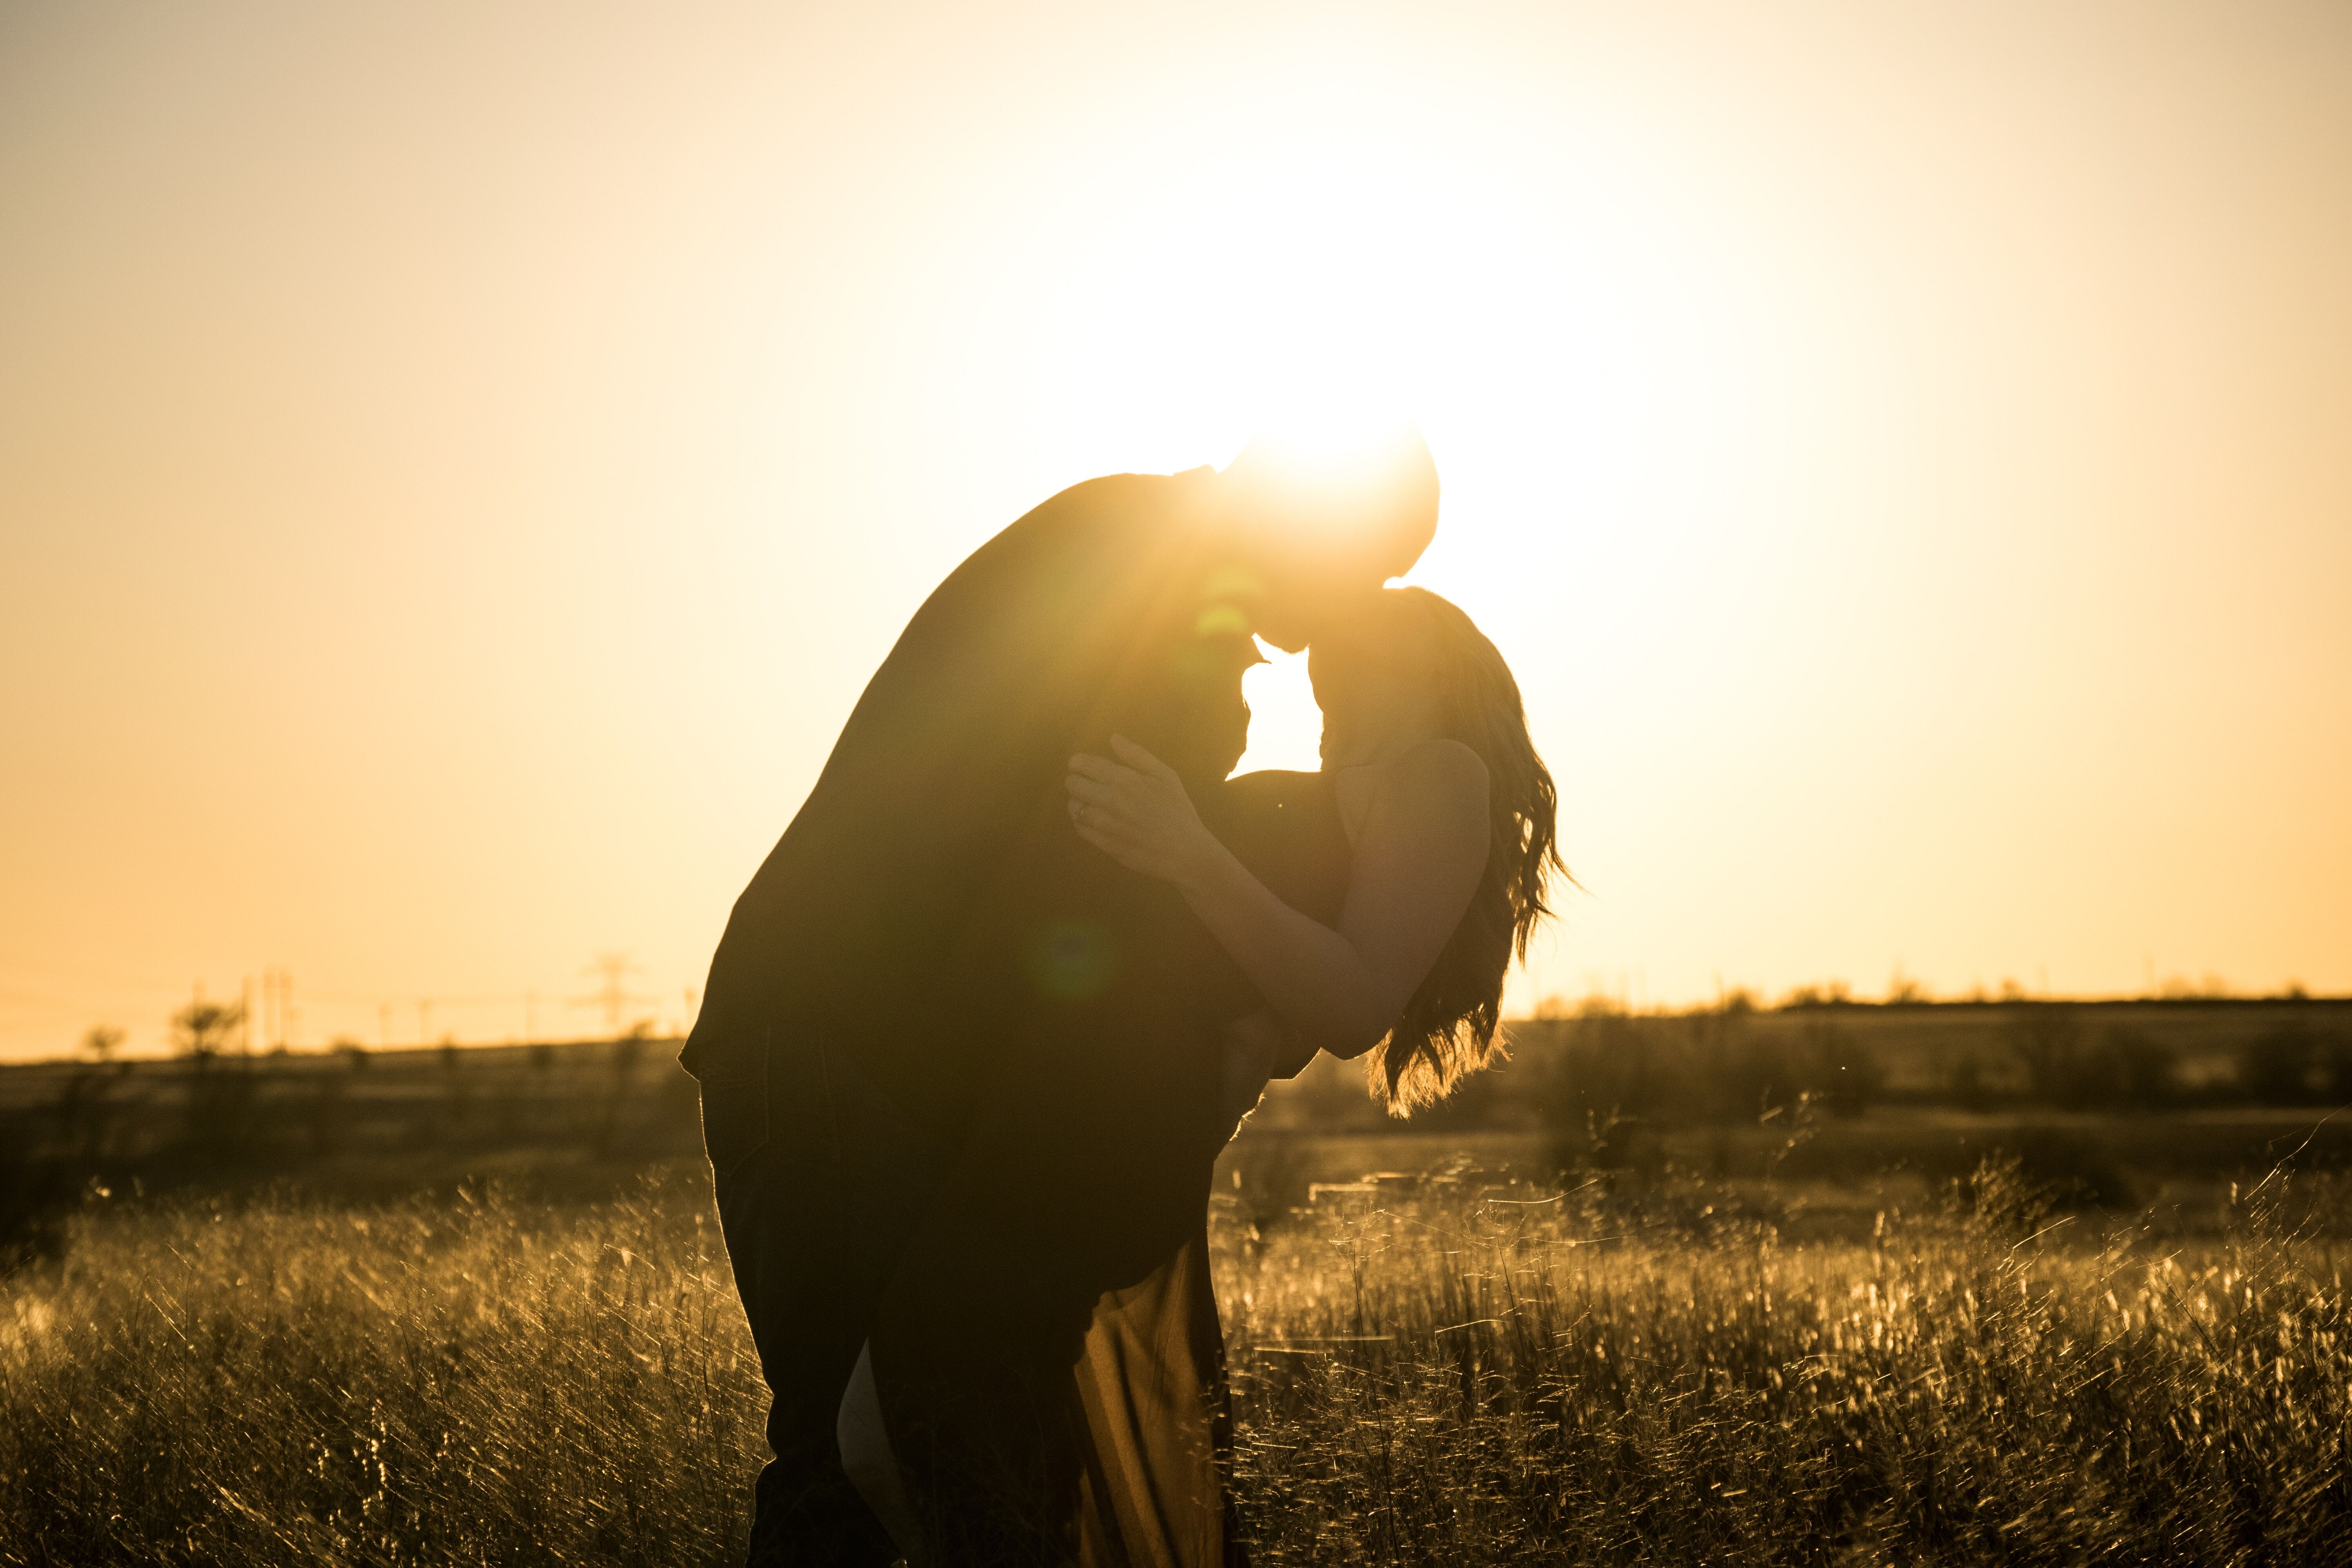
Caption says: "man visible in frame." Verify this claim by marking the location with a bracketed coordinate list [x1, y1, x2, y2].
[682, 426, 1438, 1563]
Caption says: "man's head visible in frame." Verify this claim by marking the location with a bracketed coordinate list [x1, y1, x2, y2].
[1217, 422, 1439, 652]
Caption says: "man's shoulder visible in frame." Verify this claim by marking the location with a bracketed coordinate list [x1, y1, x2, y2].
[906, 468, 1210, 644]
[972, 468, 1214, 583]
[1020, 466, 1210, 526]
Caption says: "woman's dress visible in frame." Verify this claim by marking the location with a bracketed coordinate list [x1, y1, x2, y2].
[865, 768, 1353, 1566]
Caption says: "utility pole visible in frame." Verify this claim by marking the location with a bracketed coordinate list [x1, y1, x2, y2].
[576, 953, 647, 1039]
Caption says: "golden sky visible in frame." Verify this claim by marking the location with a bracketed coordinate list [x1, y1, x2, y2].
[4, 0, 2348, 1058]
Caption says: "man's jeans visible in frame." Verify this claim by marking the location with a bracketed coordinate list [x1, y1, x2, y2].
[693, 1029, 944, 1566]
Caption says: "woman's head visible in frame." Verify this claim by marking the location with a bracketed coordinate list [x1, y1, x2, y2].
[1312, 586, 1565, 1111]
[1306, 593, 1441, 756]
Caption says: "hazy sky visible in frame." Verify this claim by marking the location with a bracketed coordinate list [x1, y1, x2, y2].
[4, 0, 2348, 1058]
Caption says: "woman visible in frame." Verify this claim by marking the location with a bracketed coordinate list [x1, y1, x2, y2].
[1073, 585, 1562, 1120]
[854, 585, 1561, 1565]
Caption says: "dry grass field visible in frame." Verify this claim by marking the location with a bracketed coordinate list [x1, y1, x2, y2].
[5, 1145, 2347, 1566]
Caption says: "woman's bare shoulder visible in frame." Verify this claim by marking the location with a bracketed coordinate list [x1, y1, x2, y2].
[1367, 740, 1489, 837]
[1385, 738, 1488, 795]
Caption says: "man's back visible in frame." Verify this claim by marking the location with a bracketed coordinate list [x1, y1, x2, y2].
[686, 468, 1256, 1140]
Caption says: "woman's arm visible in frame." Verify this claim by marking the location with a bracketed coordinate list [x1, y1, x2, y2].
[1067, 735, 1490, 1058]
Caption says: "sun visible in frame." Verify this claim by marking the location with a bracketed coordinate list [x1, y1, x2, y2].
[915, 38, 1801, 794]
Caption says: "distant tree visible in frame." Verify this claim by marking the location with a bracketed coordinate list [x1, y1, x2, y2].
[170, 998, 246, 1067]
[170, 996, 252, 1150]
[80, 1024, 125, 1065]
[2160, 973, 2233, 1002]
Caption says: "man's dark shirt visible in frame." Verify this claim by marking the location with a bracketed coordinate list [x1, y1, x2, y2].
[684, 469, 1260, 1147]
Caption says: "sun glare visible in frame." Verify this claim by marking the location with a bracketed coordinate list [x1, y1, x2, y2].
[922, 36, 1808, 655]
[936, 46, 1803, 784]
[1231, 410, 1424, 484]
[6, 0, 2350, 1052]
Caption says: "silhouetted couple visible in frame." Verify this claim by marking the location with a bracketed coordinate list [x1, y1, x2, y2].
[682, 429, 1560, 1566]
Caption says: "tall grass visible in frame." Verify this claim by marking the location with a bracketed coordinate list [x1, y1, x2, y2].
[0, 1175, 763, 1566]
[4, 1160, 2347, 1565]
[1218, 1161, 2352, 1563]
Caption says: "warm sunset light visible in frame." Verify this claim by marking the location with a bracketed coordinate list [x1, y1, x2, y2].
[12, 9, 2352, 1561]
[4, 2, 2349, 1060]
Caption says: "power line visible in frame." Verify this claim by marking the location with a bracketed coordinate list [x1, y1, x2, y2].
[573, 953, 653, 1037]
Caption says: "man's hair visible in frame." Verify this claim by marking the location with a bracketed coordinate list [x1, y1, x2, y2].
[1224, 423, 1439, 580]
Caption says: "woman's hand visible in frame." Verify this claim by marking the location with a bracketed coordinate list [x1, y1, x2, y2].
[1065, 735, 1223, 887]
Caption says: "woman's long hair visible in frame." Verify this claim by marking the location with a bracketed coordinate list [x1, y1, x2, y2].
[1362, 587, 1564, 1112]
